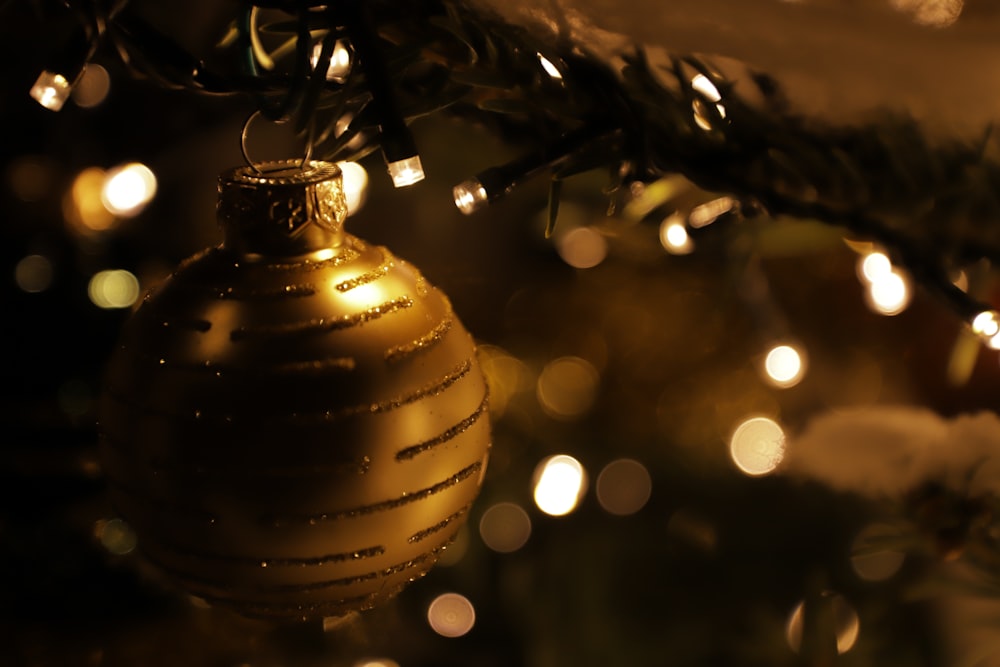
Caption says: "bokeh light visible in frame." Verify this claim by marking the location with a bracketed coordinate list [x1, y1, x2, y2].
[763, 344, 806, 388]
[857, 251, 911, 316]
[556, 226, 608, 269]
[353, 659, 400, 667]
[851, 524, 906, 582]
[338, 160, 369, 215]
[786, 593, 860, 655]
[729, 416, 785, 476]
[596, 458, 652, 516]
[65, 167, 114, 232]
[14, 254, 54, 293]
[101, 162, 157, 217]
[88, 269, 140, 309]
[533, 454, 587, 516]
[94, 518, 137, 555]
[427, 593, 476, 638]
[659, 213, 694, 255]
[536, 356, 599, 420]
[477, 344, 531, 418]
[71, 63, 111, 108]
[479, 502, 532, 553]
[688, 196, 735, 229]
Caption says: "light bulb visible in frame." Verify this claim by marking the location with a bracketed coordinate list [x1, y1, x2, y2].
[971, 310, 1000, 338]
[311, 39, 352, 82]
[387, 156, 424, 188]
[30, 70, 74, 111]
[453, 178, 489, 215]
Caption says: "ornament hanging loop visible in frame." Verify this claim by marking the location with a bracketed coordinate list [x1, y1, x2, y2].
[240, 109, 315, 175]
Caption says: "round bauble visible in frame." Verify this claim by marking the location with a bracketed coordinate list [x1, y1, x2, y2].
[99, 161, 491, 621]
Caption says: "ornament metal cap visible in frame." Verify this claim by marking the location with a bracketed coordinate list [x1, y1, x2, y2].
[218, 160, 348, 258]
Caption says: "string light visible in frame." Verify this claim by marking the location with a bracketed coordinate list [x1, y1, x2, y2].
[341, 1, 424, 187]
[311, 38, 352, 82]
[30, 70, 77, 111]
[453, 124, 620, 214]
[971, 310, 1000, 338]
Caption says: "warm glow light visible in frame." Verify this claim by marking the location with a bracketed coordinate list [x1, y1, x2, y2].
[72, 64, 111, 108]
[88, 269, 141, 309]
[859, 251, 892, 283]
[786, 594, 860, 655]
[30, 70, 72, 111]
[14, 254, 54, 293]
[763, 344, 806, 388]
[690, 74, 726, 131]
[536, 356, 599, 420]
[533, 454, 587, 516]
[453, 178, 488, 215]
[537, 53, 563, 80]
[688, 196, 735, 229]
[353, 659, 400, 667]
[556, 227, 608, 269]
[865, 270, 911, 316]
[971, 310, 1000, 338]
[596, 459, 652, 516]
[101, 162, 157, 217]
[660, 214, 694, 255]
[387, 156, 425, 188]
[479, 502, 532, 553]
[311, 39, 352, 82]
[729, 416, 785, 476]
[66, 167, 114, 232]
[337, 160, 369, 215]
[427, 593, 476, 637]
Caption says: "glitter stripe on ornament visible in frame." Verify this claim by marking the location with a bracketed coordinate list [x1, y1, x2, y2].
[153, 541, 386, 567]
[194, 593, 377, 619]
[134, 354, 358, 375]
[211, 283, 317, 299]
[266, 459, 484, 525]
[101, 358, 475, 424]
[384, 314, 454, 363]
[335, 247, 393, 292]
[395, 390, 489, 461]
[407, 503, 472, 544]
[154, 547, 443, 595]
[160, 318, 212, 332]
[256, 245, 362, 271]
[229, 296, 413, 341]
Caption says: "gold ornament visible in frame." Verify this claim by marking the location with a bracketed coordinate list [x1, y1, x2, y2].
[99, 161, 491, 621]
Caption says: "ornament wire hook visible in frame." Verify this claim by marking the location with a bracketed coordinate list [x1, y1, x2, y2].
[240, 110, 315, 174]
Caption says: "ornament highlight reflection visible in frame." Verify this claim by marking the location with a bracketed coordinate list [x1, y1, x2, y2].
[533, 455, 587, 516]
[729, 416, 785, 476]
[427, 593, 476, 637]
[337, 160, 369, 215]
